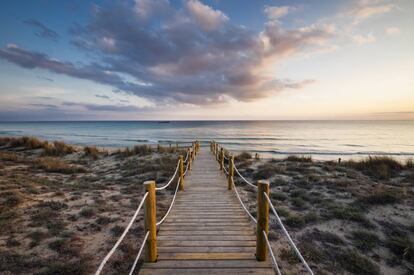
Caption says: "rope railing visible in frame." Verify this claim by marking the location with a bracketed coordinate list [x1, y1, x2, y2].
[264, 192, 314, 275]
[96, 141, 199, 274]
[128, 231, 150, 275]
[234, 165, 258, 189]
[210, 140, 313, 274]
[156, 178, 181, 226]
[263, 230, 282, 275]
[183, 149, 190, 163]
[155, 161, 180, 191]
[231, 178, 257, 224]
[95, 192, 149, 275]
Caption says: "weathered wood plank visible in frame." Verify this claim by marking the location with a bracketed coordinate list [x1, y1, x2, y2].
[158, 252, 255, 260]
[138, 148, 272, 274]
[157, 246, 256, 253]
[139, 268, 275, 275]
[157, 235, 256, 241]
[141, 260, 271, 268]
[158, 240, 256, 247]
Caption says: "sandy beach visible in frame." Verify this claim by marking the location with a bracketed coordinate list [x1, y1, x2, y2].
[0, 137, 185, 274]
[1, 136, 413, 274]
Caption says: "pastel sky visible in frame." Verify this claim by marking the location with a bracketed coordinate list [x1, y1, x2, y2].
[0, 0, 413, 120]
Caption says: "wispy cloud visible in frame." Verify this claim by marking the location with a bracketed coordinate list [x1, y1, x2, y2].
[95, 94, 110, 99]
[23, 19, 60, 41]
[385, 27, 401, 35]
[1, 0, 333, 105]
[352, 33, 376, 44]
[263, 5, 295, 20]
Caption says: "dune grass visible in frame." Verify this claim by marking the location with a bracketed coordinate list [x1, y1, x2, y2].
[34, 157, 86, 174]
[345, 156, 403, 179]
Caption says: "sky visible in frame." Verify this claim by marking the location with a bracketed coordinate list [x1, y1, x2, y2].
[0, 0, 413, 120]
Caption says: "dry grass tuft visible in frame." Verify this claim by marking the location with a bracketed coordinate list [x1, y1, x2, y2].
[43, 141, 76, 156]
[345, 156, 403, 179]
[34, 157, 86, 174]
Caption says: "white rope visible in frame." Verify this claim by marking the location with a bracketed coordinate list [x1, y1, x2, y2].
[223, 154, 229, 160]
[231, 178, 257, 223]
[155, 161, 180, 191]
[234, 165, 258, 189]
[156, 178, 180, 226]
[223, 165, 229, 175]
[128, 231, 150, 275]
[263, 230, 282, 275]
[184, 150, 190, 163]
[95, 192, 148, 275]
[183, 161, 189, 176]
[264, 192, 314, 275]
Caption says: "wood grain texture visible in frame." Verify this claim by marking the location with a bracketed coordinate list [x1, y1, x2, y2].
[138, 148, 273, 274]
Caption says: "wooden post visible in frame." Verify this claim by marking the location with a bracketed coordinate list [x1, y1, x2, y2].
[228, 155, 234, 190]
[188, 149, 192, 170]
[179, 155, 184, 191]
[176, 143, 178, 149]
[157, 144, 160, 152]
[215, 144, 219, 161]
[144, 181, 157, 262]
[256, 180, 269, 261]
[220, 148, 224, 170]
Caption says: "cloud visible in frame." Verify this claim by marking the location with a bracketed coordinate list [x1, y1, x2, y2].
[23, 19, 59, 41]
[352, 33, 376, 44]
[62, 101, 148, 112]
[263, 6, 294, 20]
[37, 75, 54, 82]
[95, 94, 110, 99]
[385, 27, 401, 35]
[186, 0, 229, 31]
[1, 1, 333, 105]
[348, 0, 395, 25]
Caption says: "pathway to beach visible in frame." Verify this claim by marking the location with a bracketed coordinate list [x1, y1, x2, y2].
[139, 147, 274, 274]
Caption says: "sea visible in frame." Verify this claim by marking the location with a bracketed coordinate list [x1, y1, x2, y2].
[0, 120, 413, 161]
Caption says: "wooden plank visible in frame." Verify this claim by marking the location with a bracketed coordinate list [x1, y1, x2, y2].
[158, 252, 254, 260]
[157, 246, 256, 253]
[158, 230, 254, 236]
[158, 241, 256, 247]
[158, 235, 256, 241]
[159, 226, 253, 231]
[141, 260, 271, 268]
[139, 268, 275, 275]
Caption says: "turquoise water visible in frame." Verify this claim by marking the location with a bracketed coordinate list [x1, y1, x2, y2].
[0, 121, 413, 160]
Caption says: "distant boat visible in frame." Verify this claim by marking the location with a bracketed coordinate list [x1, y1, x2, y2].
[158, 121, 170, 124]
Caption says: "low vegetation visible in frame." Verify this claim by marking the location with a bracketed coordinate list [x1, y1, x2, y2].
[234, 152, 413, 274]
[344, 156, 403, 179]
[0, 136, 183, 274]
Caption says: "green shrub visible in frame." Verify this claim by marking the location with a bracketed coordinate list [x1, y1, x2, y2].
[336, 249, 380, 275]
[235, 152, 252, 162]
[351, 230, 380, 251]
[386, 235, 414, 263]
[285, 155, 313, 162]
[271, 192, 288, 201]
[284, 214, 306, 228]
[359, 187, 400, 205]
[79, 207, 96, 218]
[253, 163, 285, 180]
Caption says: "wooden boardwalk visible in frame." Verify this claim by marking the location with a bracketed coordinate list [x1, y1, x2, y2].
[139, 148, 274, 274]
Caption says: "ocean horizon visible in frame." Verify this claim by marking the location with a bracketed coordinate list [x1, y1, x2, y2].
[1, 120, 413, 160]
